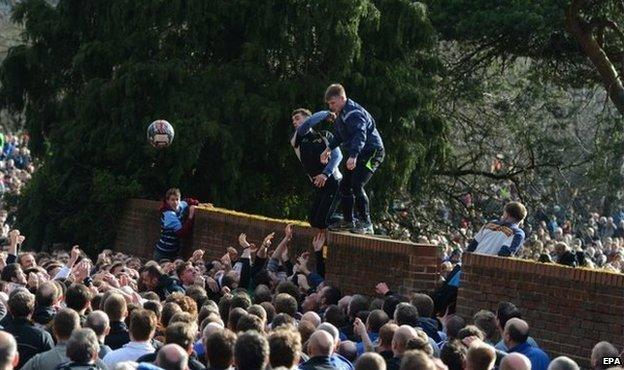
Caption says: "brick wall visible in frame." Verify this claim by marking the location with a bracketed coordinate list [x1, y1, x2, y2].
[457, 253, 624, 368]
[114, 199, 439, 294]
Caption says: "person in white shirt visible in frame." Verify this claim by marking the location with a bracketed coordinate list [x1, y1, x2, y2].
[103, 309, 157, 366]
[467, 202, 527, 257]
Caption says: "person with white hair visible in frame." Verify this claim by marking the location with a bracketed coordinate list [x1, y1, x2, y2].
[548, 356, 579, 370]
[0, 331, 19, 370]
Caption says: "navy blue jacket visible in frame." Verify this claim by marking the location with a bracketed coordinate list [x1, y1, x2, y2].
[328, 99, 384, 158]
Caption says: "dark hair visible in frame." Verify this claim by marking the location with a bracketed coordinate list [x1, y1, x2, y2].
[507, 322, 529, 344]
[65, 284, 92, 312]
[473, 310, 498, 342]
[324, 84, 346, 101]
[237, 314, 264, 333]
[8, 290, 34, 317]
[103, 293, 127, 322]
[130, 309, 157, 341]
[394, 303, 419, 327]
[321, 287, 342, 306]
[247, 304, 267, 323]
[230, 293, 252, 311]
[260, 302, 276, 324]
[161, 302, 182, 327]
[141, 265, 164, 280]
[292, 108, 312, 118]
[185, 286, 208, 308]
[166, 322, 196, 350]
[440, 340, 467, 370]
[228, 308, 248, 331]
[349, 295, 369, 318]
[496, 302, 521, 329]
[253, 285, 272, 304]
[410, 294, 434, 318]
[53, 308, 81, 340]
[143, 300, 162, 320]
[446, 315, 466, 340]
[235, 331, 269, 370]
[1, 263, 21, 283]
[382, 294, 409, 318]
[218, 295, 233, 322]
[367, 309, 390, 333]
[457, 325, 485, 341]
[324, 305, 346, 328]
[204, 329, 237, 369]
[269, 328, 302, 368]
[504, 202, 527, 222]
[276, 282, 300, 302]
[274, 293, 298, 317]
[271, 313, 296, 329]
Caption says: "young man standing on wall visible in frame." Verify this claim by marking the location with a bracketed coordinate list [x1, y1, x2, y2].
[154, 188, 199, 261]
[321, 84, 385, 234]
[291, 108, 343, 233]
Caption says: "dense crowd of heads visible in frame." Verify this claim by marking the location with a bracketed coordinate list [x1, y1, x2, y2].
[0, 223, 622, 370]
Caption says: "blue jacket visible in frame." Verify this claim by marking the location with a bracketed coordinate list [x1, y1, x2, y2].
[328, 99, 384, 158]
[508, 342, 550, 370]
[292, 110, 343, 180]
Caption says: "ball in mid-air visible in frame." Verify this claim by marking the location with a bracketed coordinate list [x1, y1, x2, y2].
[147, 119, 175, 148]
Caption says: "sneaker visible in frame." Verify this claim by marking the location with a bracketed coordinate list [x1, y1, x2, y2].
[328, 220, 355, 231]
[351, 221, 374, 235]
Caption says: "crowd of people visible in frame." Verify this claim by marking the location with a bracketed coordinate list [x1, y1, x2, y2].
[0, 217, 622, 370]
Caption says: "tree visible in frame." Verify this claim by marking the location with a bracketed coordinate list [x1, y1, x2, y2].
[0, 0, 446, 252]
[423, 0, 624, 215]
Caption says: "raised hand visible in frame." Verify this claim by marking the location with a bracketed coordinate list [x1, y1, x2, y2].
[263, 232, 276, 247]
[312, 232, 326, 252]
[284, 224, 294, 241]
[191, 249, 205, 262]
[353, 317, 367, 339]
[375, 282, 390, 296]
[238, 233, 251, 248]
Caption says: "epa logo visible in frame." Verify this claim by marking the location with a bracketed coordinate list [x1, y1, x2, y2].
[603, 357, 622, 366]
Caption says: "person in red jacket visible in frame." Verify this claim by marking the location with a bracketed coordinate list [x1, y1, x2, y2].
[153, 188, 199, 261]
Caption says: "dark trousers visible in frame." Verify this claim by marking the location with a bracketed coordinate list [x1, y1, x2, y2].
[153, 248, 179, 262]
[309, 176, 340, 229]
[340, 149, 385, 223]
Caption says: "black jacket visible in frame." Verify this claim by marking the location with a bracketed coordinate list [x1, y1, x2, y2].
[104, 321, 130, 350]
[33, 306, 56, 326]
[156, 275, 185, 300]
[417, 317, 442, 343]
[3, 316, 54, 369]
[300, 356, 338, 370]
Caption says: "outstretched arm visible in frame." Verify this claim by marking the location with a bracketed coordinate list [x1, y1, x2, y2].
[296, 111, 331, 136]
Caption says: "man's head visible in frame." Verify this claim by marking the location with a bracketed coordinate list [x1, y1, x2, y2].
[349, 295, 369, 319]
[234, 331, 269, 370]
[85, 310, 110, 340]
[355, 352, 387, 370]
[103, 293, 128, 322]
[410, 294, 434, 318]
[367, 309, 390, 333]
[35, 281, 60, 308]
[466, 344, 496, 370]
[473, 310, 498, 343]
[268, 327, 302, 368]
[65, 283, 92, 313]
[156, 343, 189, 370]
[129, 309, 157, 342]
[274, 293, 298, 317]
[496, 302, 521, 333]
[338, 341, 358, 363]
[440, 340, 467, 370]
[1, 264, 26, 285]
[378, 323, 399, 349]
[591, 341, 619, 370]
[399, 350, 435, 370]
[291, 109, 312, 129]
[176, 262, 196, 286]
[308, 330, 334, 358]
[325, 84, 347, 113]
[53, 308, 80, 342]
[503, 318, 529, 349]
[8, 290, 34, 318]
[392, 325, 418, 357]
[300, 311, 321, 328]
[503, 202, 527, 223]
[204, 328, 236, 369]
[394, 303, 419, 327]
[166, 188, 182, 210]
[18, 253, 36, 270]
[499, 353, 531, 370]
[66, 328, 100, 364]
[140, 265, 164, 291]
[0, 331, 19, 370]
[548, 356, 580, 370]
[166, 322, 197, 353]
